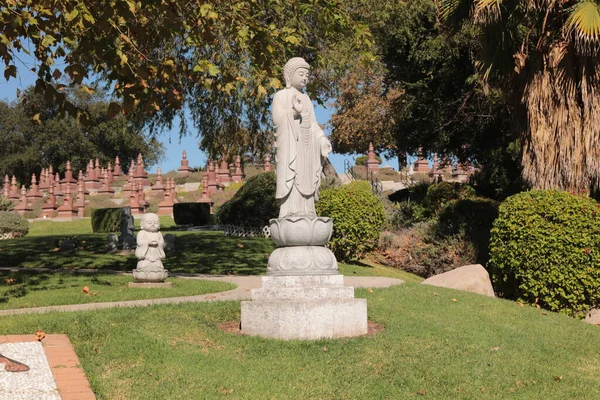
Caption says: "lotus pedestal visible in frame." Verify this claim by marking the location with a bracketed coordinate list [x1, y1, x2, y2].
[240, 216, 368, 340]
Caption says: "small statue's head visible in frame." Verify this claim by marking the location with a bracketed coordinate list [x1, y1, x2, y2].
[284, 57, 310, 89]
[140, 213, 160, 232]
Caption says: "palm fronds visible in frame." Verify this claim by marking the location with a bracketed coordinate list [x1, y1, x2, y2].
[566, 0, 600, 53]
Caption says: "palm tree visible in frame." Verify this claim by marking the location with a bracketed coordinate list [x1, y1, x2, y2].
[439, 0, 600, 192]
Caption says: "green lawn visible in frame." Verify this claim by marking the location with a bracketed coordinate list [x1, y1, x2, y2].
[0, 270, 235, 310]
[1, 283, 598, 399]
[0, 218, 274, 274]
[0, 217, 416, 280]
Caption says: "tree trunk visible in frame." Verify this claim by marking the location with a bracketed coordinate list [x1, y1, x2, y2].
[521, 45, 600, 193]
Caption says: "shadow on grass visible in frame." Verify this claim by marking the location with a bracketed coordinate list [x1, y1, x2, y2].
[0, 231, 274, 275]
[0, 270, 121, 304]
[343, 260, 376, 269]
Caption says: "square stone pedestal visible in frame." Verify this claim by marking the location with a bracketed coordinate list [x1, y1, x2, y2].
[241, 275, 367, 340]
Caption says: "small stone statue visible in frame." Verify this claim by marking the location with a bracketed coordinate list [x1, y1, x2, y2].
[119, 206, 135, 249]
[164, 234, 176, 252]
[132, 213, 168, 282]
[106, 233, 118, 252]
[121, 235, 136, 250]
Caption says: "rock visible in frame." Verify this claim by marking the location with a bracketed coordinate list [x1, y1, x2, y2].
[421, 264, 495, 297]
[585, 309, 600, 327]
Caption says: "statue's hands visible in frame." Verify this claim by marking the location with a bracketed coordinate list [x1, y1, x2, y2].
[320, 137, 332, 158]
[292, 94, 303, 114]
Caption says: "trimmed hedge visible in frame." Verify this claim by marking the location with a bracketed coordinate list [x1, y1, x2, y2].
[173, 203, 211, 226]
[316, 181, 385, 261]
[0, 211, 29, 237]
[91, 207, 122, 233]
[216, 172, 277, 227]
[489, 190, 600, 316]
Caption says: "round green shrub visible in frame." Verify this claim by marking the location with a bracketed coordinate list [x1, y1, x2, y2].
[216, 172, 277, 227]
[436, 198, 499, 265]
[393, 201, 428, 229]
[489, 190, 600, 316]
[423, 182, 475, 216]
[0, 195, 15, 211]
[355, 155, 382, 166]
[316, 181, 385, 261]
[0, 211, 29, 237]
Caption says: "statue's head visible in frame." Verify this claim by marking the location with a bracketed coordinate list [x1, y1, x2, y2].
[141, 213, 160, 232]
[284, 57, 310, 89]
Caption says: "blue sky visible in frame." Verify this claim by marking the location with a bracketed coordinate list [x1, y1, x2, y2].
[1, 64, 400, 175]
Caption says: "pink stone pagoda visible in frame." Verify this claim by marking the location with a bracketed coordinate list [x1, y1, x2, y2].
[365, 142, 380, 173]
[177, 150, 193, 174]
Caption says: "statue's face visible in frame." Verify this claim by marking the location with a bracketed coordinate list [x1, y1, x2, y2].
[290, 68, 309, 90]
[141, 215, 160, 232]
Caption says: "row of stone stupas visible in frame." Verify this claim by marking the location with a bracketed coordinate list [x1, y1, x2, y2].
[411, 151, 475, 182]
[365, 143, 475, 182]
[3, 151, 275, 219]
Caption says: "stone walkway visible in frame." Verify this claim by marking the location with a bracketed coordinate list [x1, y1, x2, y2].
[0, 335, 95, 400]
[0, 273, 404, 316]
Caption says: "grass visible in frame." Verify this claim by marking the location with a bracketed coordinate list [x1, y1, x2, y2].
[0, 283, 598, 399]
[0, 218, 274, 274]
[0, 270, 235, 310]
[1, 217, 419, 280]
[339, 258, 424, 282]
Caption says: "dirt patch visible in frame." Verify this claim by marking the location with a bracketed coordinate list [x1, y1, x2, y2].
[365, 320, 385, 336]
[170, 329, 224, 352]
[217, 320, 385, 337]
[218, 321, 244, 336]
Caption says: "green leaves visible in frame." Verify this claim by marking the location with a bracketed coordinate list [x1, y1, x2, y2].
[0, 0, 369, 141]
[193, 60, 220, 77]
[317, 181, 385, 261]
[65, 8, 79, 22]
[41, 34, 56, 48]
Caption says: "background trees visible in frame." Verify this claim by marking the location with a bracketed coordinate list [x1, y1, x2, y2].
[328, 0, 523, 197]
[1, 0, 370, 161]
[0, 87, 164, 184]
[329, 63, 400, 163]
[440, 0, 600, 192]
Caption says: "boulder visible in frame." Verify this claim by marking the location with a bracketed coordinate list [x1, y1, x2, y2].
[585, 309, 600, 327]
[421, 264, 495, 297]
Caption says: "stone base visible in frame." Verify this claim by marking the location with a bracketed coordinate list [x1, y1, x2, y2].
[240, 275, 368, 340]
[267, 246, 338, 276]
[132, 268, 168, 282]
[128, 282, 172, 289]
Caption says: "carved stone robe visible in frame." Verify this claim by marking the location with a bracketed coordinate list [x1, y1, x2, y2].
[272, 87, 326, 218]
[135, 230, 165, 269]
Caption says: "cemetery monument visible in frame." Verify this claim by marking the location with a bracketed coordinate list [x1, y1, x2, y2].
[240, 57, 368, 339]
